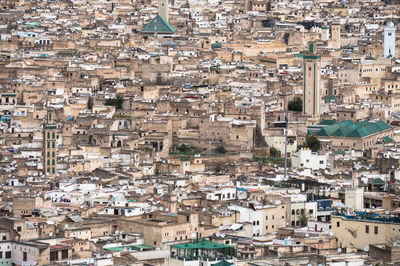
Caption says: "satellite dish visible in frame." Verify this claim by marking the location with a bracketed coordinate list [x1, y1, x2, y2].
[386, 210, 390, 215]
[202, 208, 206, 212]
[106, 254, 112, 259]
[287, 236, 291, 240]
[216, 233, 221, 237]
[329, 232, 334, 236]
[201, 221, 205, 225]
[194, 204, 198, 207]
[305, 233, 309, 238]
[220, 233, 225, 238]
[364, 245, 369, 252]
[179, 208, 182, 211]
[115, 230, 119, 234]
[165, 208, 169, 212]
[394, 242, 398, 247]
[191, 233, 196, 238]
[338, 248, 342, 252]
[159, 207, 163, 211]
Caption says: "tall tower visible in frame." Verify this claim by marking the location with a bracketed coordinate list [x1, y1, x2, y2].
[384, 21, 396, 58]
[159, 0, 169, 22]
[43, 109, 57, 176]
[303, 43, 321, 119]
[330, 22, 340, 49]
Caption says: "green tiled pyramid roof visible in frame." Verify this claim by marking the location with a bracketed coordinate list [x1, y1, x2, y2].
[141, 15, 175, 34]
[316, 120, 391, 138]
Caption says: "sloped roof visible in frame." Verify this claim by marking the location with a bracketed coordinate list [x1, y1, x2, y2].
[212, 260, 233, 266]
[141, 15, 175, 34]
[368, 178, 385, 185]
[316, 120, 391, 138]
[319, 120, 338, 126]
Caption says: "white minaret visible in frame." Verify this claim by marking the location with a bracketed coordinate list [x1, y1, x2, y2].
[384, 21, 396, 58]
[159, 0, 169, 22]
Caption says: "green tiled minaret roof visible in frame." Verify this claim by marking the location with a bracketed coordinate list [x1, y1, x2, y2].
[141, 15, 175, 34]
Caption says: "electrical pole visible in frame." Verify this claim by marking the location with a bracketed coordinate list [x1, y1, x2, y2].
[284, 112, 289, 181]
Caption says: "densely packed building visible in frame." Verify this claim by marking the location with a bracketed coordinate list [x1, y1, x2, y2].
[1, 0, 400, 265]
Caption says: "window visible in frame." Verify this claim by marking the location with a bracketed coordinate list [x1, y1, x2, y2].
[50, 251, 58, 261]
[309, 209, 314, 214]
[47, 132, 50, 139]
[47, 142, 50, 148]
[61, 250, 68, 259]
[23, 252, 27, 261]
[374, 226, 378, 234]
[337, 222, 340, 227]
[5, 251, 11, 259]
[365, 225, 369, 233]
[0, 251, 2, 258]
[52, 132, 55, 139]
[266, 216, 268, 220]
[52, 142, 55, 148]
[17, 226, 21, 232]
[52, 152, 55, 157]
[47, 152, 50, 157]
[319, 160, 324, 164]
[47, 160, 50, 166]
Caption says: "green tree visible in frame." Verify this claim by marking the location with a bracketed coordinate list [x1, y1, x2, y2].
[297, 211, 309, 227]
[215, 145, 226, 154]
[270, 147, 279, 157]
[105, 96, 124, 109]
[305, 135, 321, 152]
[288, 97, 302, 112]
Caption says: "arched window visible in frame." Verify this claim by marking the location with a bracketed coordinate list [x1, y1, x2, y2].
[47, 160, 50, 166]
[47, 132, 50, 139]
[52, 132, 55, 139]
[47, 142, 50, 148]
[52, 142, 55, 148]
[52, 159, 55, 166]
[52, 168, 55, 174]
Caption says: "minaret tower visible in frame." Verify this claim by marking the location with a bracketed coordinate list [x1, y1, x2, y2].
[159, 0, 169, 22]
[384, 21, 396, 58]
[303, 42, 321, 119]
[43, 109, 57, 176]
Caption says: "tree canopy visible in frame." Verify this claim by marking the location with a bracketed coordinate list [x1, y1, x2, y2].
[288, 97, 302, 112]
[305, 135, 321, 152]
[105, 96, 124, 109]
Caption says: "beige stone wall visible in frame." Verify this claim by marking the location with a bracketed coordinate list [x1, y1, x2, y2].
[332, 215, 400, 249]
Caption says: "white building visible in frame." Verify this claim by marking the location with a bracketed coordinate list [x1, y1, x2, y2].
[291, 148, 327, 170]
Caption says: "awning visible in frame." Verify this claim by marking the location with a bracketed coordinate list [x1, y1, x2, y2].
[383, 136, 393, 142]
